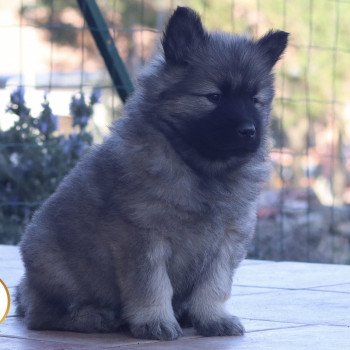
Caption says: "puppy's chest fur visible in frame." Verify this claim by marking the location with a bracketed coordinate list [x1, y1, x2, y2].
[99, 131, 268, 300]
[116, 151, 261, 292]
[120, 155, 247, 234]
[161, 176, 255, 297]
[117, 138, 262, 229]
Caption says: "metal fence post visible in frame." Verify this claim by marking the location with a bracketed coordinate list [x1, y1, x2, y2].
[76, 0, 134, 102]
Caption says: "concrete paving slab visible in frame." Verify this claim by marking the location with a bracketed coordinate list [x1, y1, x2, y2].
[234, 261, 350, 289]
[0, 267, 23, 288]
[311, 283, 350, 293]
[229, 289, 350, 326]
[0, 317, 160, 348]
[118, 325, 350, 350]
[7, 288, 18, 317]
[231, 285, 278, 296]
[0, 245, 21, 261]
[0, 259, 24, 270]
[0, 315, 302, 346]
[0, 337, 98, 350]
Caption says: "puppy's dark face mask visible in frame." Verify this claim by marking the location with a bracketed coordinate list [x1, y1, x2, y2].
[179, 92, 263, 160]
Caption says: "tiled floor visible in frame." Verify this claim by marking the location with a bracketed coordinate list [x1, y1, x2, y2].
[0, 245, 349, 349]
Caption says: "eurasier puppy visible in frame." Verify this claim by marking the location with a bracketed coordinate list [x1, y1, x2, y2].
[16, 6, 288, 340]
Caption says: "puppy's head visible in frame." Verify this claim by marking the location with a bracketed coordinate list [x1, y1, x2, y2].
[139, 7, 288, 164]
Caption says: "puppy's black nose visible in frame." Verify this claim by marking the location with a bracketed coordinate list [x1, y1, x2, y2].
[238, 124, 256, 138]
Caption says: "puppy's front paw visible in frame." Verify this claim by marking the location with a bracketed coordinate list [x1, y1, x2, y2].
[193, 315, 245, 337]
[130, 319, 183, 340]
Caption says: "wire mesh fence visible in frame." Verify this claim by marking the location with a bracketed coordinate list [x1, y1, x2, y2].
[0, 0, 350, 264]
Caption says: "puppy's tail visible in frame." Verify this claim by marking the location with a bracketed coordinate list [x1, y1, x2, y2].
[15, 276, 27, 317]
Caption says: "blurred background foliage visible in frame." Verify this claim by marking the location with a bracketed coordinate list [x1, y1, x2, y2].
[0, 87, 99, 243]
[1, 0, 350, 253]
[19, 0, 350, 130]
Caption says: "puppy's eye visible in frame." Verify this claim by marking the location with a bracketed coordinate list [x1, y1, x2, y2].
[252, 96, 261, 105]
[206, 93, 222, 104]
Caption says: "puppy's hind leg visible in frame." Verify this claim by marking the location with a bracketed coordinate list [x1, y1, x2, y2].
[64, 303, 121, 333]
[20, 279, 120, 333]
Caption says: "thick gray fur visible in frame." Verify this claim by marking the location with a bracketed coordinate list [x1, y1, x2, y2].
[16, 7, 288, 340]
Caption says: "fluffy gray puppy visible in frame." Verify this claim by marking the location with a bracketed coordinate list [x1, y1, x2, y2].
[16, 6, 288, 341]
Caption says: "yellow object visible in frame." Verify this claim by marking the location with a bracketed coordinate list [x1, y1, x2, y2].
[0, 278, 10, 324]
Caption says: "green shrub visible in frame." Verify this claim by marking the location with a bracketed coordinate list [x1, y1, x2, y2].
[0, 87, 100, 244]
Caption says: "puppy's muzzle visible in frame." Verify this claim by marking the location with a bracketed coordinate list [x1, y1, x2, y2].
[238, 123, 256, 139]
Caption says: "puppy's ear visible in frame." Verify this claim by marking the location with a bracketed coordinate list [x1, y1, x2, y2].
[162, 7, 207, 65]
[257, 30, 289, 68]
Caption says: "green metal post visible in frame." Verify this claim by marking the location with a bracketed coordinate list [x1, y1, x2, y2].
[76, 0, 134, 102]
